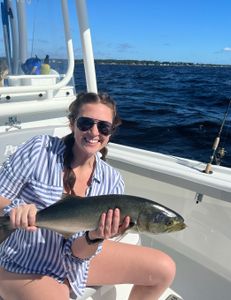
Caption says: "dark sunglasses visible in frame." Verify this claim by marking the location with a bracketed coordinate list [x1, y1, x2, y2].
[76, 117, 114, 136]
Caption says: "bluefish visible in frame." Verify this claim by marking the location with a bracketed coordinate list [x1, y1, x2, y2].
[0, 194, 186, 243]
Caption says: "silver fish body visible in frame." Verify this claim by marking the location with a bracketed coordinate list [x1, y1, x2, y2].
[0, 194, 186, 243]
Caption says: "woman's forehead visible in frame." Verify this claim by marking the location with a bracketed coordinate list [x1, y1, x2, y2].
[79, 103, 113, 119]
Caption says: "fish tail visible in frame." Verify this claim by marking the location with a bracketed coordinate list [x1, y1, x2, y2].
[0, 216, 13, 244]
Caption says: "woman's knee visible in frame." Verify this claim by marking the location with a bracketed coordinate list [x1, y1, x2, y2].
[128, 250, 176, 300]
[88, 241, 176, 289]
[152, 251, 176, 287]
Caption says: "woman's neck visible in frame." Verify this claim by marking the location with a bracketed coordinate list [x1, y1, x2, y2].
[71, 151, 95, 170]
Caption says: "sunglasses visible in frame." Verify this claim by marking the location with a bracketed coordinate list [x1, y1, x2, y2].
[76, 116, 114, 136]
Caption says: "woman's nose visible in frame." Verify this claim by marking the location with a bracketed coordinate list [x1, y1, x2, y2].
[90, 123, 99, 135]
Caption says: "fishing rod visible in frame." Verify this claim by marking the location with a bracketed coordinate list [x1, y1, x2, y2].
[203, 99, 231, 174]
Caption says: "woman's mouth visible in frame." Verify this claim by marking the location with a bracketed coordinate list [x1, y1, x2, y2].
[83, 137, 100, 144]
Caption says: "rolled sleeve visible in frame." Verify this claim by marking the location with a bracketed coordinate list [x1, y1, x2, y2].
[3, 198, 26, 216]
[63, 231, 103, 263]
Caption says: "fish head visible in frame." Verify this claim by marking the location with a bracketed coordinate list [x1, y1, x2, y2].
[137, 203, 186, 234]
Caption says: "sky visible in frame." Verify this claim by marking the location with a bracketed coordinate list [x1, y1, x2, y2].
[1, 0, 231, 65]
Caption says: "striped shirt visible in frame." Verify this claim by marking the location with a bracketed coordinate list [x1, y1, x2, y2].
[0, 135, 124, 297]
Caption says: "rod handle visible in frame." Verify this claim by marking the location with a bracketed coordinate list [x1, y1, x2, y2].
[203, 163, 213, 174]
[212, 137, 220, 150]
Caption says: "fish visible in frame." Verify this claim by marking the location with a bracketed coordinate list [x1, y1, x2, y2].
[0, 194, 186, 243]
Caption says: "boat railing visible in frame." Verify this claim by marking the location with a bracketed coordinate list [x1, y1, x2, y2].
[108, 142, 231, 203]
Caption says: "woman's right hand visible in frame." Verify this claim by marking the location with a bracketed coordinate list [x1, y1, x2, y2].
[9, 204, 37, 232]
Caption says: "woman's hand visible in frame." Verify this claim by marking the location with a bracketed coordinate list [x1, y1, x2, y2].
[89, 208, 131, 240]
[72, 208, 130, 259]
[10, 204, 37, 232]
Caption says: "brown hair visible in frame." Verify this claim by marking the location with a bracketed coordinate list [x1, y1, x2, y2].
[63, 92, 121, 194]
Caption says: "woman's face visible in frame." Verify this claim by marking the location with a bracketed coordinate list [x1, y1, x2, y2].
[72, 103, 114, 158]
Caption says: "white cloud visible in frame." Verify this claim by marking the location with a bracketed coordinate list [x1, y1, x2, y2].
[223, 47, 231, 51]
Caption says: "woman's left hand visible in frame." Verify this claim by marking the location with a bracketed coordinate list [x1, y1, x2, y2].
[89, 208, 130, 240]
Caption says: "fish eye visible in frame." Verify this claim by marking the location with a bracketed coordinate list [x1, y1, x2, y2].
[165, 219, 173, 226]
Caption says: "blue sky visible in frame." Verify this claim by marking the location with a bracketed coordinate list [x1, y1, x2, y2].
[1, 0, 231, 65]
[86, 0, 231, 64]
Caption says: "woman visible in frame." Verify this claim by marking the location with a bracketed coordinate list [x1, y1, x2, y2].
[0, 92, 175, 300]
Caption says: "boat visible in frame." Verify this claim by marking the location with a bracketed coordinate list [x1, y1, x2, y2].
[0, 0, 75, 132]
[1, 1, 231, 300]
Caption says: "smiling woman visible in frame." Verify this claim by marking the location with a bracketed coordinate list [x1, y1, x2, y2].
[62, 92, 122, 195]
[0, 92, 176, 300]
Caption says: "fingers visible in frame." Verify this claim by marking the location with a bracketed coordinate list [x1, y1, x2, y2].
[118, 215, 131, 234]
[10, 204, 37, 231]
[103, 208, 120, 238]
[90, 209, 130, 240]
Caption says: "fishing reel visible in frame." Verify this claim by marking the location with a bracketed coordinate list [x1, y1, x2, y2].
[214, 147, 227, 165]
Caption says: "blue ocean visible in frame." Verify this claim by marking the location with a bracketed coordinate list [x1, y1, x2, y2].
[73, 64, 231, 168]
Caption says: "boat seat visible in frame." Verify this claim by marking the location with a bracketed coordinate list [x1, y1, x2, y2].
[70, 286, 184, 300]
[69, 233, 140, 300]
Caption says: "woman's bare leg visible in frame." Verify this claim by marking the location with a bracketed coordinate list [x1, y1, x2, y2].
[0, 267, 70, 300]
[87, 240, 176, 300]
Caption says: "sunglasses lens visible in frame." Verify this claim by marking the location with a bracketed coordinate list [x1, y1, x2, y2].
[97, 122, 113, 135]
[76, 117, 113, 136]
[77, 117, 94, 131]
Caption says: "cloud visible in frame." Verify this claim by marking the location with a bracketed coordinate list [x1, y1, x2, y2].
[90, 41, 137, 59]
[223, 47, 231, 52]
[117, 43, 134, 52]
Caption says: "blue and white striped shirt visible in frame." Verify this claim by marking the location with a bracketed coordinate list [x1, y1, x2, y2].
[0, 135, 124, 297]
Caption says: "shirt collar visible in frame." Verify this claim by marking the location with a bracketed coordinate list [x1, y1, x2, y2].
[92, 153, 103, 183]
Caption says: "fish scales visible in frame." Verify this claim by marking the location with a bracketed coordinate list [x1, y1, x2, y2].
[36, 194, 148, 235]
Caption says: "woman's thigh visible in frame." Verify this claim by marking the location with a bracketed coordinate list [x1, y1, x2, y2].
[87, 240, 175, 286]
[0, 267, 70, 300]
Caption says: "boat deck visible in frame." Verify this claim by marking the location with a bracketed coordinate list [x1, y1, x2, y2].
[72, 285, 183, 300]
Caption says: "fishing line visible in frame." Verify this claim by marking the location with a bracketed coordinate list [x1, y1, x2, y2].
[203, 98, 231, 173]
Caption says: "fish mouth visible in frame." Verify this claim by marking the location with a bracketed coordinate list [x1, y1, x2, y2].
[167, 222, 187, 233]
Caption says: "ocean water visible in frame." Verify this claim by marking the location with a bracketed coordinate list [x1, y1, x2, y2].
[74, 64, 231, 168]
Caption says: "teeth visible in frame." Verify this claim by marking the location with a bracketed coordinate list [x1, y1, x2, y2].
[84, 137, 99, 144]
